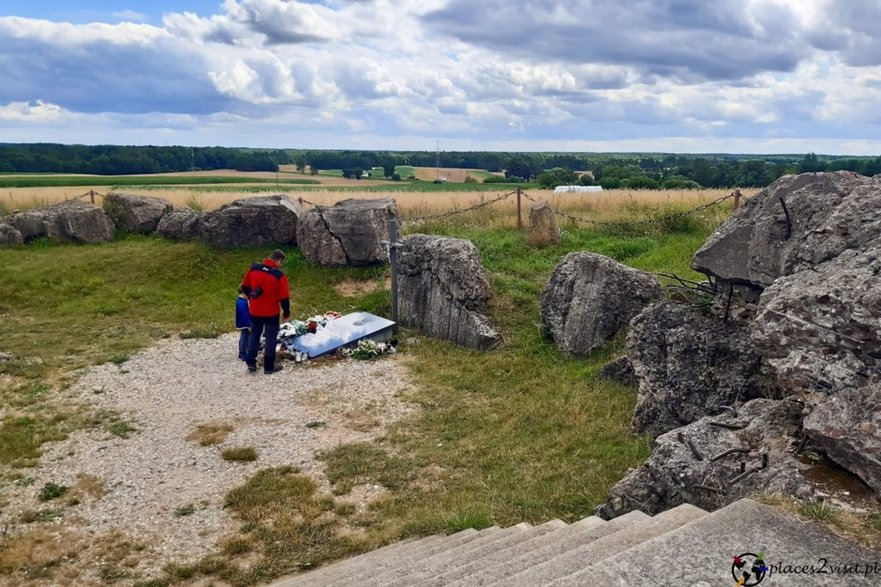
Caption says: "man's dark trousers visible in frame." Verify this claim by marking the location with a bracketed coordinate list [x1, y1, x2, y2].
[246, 315, 280, 373]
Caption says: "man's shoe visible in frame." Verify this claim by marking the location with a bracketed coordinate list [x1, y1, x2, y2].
[247, 362, 257, 373]
[264, 365, 284, 374]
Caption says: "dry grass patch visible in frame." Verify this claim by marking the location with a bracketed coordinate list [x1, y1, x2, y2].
[342, 408, 382, 432]
[157, 466, 376, 585]
[221, 447, 258, 462]
[333, 278, 383, 298]
[0, 528, 68, 580]
[186, 421, 235, 446]
[0, 184, 753, 221]
[65, 474, 106, 504]
[757, 494, 881, 553]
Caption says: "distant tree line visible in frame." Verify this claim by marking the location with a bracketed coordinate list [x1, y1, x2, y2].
[0, 144, 287, 174]
[1, 144, 879, 188]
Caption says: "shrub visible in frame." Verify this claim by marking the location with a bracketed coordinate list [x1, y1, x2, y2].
[222, 447, 258, 462]
[38, 481, 68, 502]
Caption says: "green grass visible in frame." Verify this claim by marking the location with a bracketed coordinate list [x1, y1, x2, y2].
[395, 165, 416, 178]
[107, 418, 136, 439]
[37, 482, 68, 502]
[0, 235, 387, 374]
[0, 203, 727, 585]
[173, 504, 196, 517]
[0, 175, 321, 188]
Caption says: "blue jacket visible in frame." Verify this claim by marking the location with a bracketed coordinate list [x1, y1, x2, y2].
[236, 296, 251, 329]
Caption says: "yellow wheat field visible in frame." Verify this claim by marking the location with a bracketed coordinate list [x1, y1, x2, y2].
[0, 182, 756, 229]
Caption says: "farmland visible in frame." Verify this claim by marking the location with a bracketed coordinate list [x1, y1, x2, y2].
[0, 168, 750, 227]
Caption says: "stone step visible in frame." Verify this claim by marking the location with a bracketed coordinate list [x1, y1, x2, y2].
[322, 527, 494, 587]
[353, 523, 533, 587]
[554, 498, 881, 586]
[413, 519, 577, 587]
[268, 534, 442, 587]
[405, 519, 569, 587]
[499, 503, 708, 586]
[455, 510, 649, 587]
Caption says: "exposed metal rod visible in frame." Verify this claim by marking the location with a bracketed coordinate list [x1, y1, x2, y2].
[710, 447, 751, 462]
[730, 467, 759, 485]
[678, 432, 704, 461]
[709, 421, 748, 430]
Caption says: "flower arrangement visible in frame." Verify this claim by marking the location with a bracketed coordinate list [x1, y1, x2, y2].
[279, 311, 341, 338]
[342, 339, 396, 360]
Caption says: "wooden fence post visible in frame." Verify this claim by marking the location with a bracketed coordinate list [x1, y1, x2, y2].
[732, 189, 742, 212]
[516, 187, 523, 230]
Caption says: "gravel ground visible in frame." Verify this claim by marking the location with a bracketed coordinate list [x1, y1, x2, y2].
[0, 333, 416, 584]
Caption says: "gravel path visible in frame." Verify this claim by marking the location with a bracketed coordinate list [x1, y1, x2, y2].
[0, 333, 416, 583]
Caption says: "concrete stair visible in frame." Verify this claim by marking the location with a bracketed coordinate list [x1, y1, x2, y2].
[269, 499, 881, 586]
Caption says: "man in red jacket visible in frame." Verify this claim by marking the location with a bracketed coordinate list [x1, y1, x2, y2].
[241, 249, 291, 374]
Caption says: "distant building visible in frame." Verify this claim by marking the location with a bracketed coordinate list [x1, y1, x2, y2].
[553, 185, 603, 193]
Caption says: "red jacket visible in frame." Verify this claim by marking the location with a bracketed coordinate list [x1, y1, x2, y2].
[241, 259, 291, 318]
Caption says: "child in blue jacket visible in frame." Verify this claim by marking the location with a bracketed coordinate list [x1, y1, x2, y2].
[236, 286, 251, 361]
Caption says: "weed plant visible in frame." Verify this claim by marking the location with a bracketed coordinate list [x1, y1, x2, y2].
[221, 447, 258, 462]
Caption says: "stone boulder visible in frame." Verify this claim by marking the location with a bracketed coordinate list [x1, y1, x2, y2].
[692, 171, 879, 288]
[156, 208, 204, 241]
[597, 355, 637, 387]
[597, 399, 815, 518]
[297, 199, 398, 267]
[628, 301, 779, 437]
[103, 192, 173, 233]
[541, 252, 662, 356]
[525, 199, 560, 246]
[397, 234, 501, 350]
[804, 386, 881, 494]
[8, 200, 115, 243]
[749, 246, 881, 394]
[202, 195, 301, 248]
[0, 223, 23, 246]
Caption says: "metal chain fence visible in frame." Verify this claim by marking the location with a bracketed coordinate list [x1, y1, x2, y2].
[520, 189, 739, 230]
[401, 190, 515, 227]
[71, 190, 106, 203]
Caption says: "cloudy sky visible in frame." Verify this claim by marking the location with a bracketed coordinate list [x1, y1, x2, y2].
[1, 0, 880, 154]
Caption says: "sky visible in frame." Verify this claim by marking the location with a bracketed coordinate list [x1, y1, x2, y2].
[1, 0, 880, 154]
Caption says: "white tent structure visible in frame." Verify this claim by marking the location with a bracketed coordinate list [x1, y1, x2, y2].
[553, 185, 603, 193]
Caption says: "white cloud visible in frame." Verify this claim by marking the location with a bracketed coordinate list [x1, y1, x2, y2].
[112, 10, 148, 23]
[0, 1, 878, 153]
[0, 100, 65, 121]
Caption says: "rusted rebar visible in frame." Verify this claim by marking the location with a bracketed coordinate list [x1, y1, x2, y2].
[730, 467, 759, 485]
[709, 421, 747, 430]
[710, 447, 751, 462]
[678, 432, 704, 461]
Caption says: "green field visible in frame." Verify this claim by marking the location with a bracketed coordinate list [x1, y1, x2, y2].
[0, 175, 321, 188]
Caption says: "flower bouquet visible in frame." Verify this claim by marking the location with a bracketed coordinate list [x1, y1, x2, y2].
[341, 339, 397, 360]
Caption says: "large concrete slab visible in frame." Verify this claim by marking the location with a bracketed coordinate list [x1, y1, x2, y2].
[502, 504, 707, 586]
[555, 499, 881, 586]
